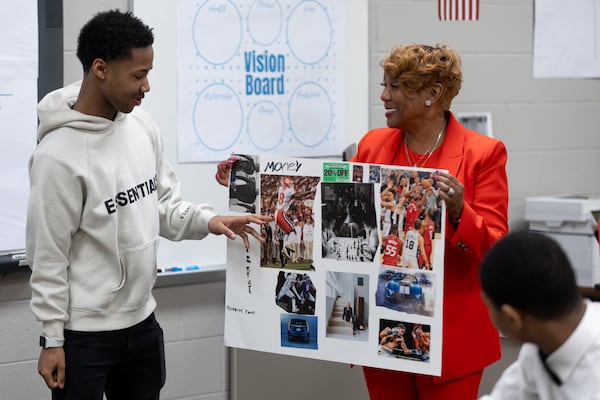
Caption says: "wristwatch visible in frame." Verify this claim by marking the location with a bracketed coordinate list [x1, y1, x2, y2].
[39, 335, 64, 348]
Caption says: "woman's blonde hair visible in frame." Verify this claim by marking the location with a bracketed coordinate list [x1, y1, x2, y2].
[381, 44, 463, 110]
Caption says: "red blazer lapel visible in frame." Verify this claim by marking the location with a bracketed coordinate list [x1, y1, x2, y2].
[438, 113, 465, 176]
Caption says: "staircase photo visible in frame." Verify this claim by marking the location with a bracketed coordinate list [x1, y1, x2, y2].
[326, 297, 355, 337]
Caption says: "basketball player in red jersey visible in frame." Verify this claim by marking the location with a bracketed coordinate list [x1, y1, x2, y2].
[382, 225, 401, 267]
[419, 209, 436, 270]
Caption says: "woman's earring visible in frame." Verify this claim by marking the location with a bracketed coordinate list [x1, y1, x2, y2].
[425, 100, 432, 107]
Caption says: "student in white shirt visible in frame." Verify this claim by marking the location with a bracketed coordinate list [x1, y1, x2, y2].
[479, 230, 600, 400]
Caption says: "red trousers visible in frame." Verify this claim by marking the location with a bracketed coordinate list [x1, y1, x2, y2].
[363, 366, 483, 399]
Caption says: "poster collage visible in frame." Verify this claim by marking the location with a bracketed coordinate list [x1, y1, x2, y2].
[224, 154, 446, 376]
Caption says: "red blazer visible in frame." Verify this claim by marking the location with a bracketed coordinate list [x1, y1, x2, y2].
[352, 112, 508, 381]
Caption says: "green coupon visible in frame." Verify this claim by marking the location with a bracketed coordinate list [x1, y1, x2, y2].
[322, 162, 350, 183]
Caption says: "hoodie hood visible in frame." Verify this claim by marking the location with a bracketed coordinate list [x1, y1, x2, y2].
[37, 80, 124, 142]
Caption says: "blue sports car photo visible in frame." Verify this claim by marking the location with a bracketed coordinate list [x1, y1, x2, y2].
[383, 272, 425, 310]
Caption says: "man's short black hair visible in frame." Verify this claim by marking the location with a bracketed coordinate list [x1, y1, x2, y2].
[480, 230, 581, 319]
[76, 9, 154, 72]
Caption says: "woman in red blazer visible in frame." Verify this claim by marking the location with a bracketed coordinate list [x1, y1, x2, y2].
[353, 44, 508, 399]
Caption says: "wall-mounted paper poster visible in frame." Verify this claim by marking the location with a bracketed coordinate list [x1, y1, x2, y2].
[0, 1, 38, 254]
[224, 154, 446, 376]
[534, 0, 600, 78]
[176, 0, 345, 162]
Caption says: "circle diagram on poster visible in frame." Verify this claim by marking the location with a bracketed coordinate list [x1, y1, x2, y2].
[193, 0, 242, 64]
[247, 100, 285, 151]
[287, 0, 332, 65]
[247, 0, 283, 45]
[193, 83, 243, 151]
[288, 82, 332, 147]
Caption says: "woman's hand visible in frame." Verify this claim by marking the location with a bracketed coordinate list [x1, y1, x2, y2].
[215, 156, 239, 187]
[208, 213, 273, 249]
[435, 171, 464, 223]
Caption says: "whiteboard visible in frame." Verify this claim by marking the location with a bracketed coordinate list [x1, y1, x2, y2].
[133, 0, 368, 268]
[0, 0, 38, 255]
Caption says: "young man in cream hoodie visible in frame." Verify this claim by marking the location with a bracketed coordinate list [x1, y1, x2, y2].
[27, 10, 270, 400]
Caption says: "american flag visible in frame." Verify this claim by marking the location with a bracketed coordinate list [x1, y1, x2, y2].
[438, 0, 480, 21]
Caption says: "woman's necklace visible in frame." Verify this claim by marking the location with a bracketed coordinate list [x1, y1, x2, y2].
[404, 120, 446, 168]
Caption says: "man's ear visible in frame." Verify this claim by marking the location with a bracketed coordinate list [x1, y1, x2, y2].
[500, 304, 524, 333]
[91, 58, 107, 81]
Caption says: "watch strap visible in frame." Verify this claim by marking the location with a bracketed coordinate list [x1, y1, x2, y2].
[39, 335, 64, 348]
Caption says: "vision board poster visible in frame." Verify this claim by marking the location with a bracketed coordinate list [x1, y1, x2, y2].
[224, 154, 446, 375]
[176, 0, 345, 162]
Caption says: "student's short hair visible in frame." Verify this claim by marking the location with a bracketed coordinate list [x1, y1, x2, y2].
[76, 10, 154, 72]
[480, 230, 581, 319]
